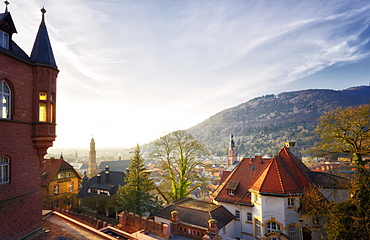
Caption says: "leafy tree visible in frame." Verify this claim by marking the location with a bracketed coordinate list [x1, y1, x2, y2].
[116, 144, 160, 216]
[314, 104, 370, 171]
[151, 130, 209, 203]
[311, 104, 370, 239]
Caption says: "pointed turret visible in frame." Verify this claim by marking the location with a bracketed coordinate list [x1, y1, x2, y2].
[30, 7, 57, 68]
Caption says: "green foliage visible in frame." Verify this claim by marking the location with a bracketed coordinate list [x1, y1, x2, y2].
[116, 144, 161, 216]
[325, 171, 370, 240]
[151, 130, 209, 203]
[314, 104, 370, 170]
[81, 194, 111, 214]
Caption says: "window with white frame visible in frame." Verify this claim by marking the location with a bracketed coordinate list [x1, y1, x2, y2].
[66, 172, 71, 178]
[267, 221, 281, 240]
[235, 210, 240, 219]
[1, 80, 11, 119]
[69, 182, 74, 192]
[288, 197, 295, 206]
[289, 225, 298, 240]
[0, 156, 10, 184]
[255, 219, 261, 239]
[0, 31, 9, 49]
[54, 185, 59, 195]
[247, 212, 253, 221]
[58, 173, 65, 179]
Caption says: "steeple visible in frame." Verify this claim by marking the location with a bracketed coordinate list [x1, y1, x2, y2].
[88, 136, 97, 177]
[30, 7, 57, 69]
[227, 134, 238, 167]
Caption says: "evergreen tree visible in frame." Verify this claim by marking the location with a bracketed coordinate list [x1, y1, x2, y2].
[116, 144, 160, 216]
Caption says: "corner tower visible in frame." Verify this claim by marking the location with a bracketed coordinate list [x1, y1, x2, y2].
[30, 7, 59, 159]
[88, 137, 97, 177]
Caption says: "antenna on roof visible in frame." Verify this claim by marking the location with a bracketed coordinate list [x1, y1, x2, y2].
[4, 1, 9, 13]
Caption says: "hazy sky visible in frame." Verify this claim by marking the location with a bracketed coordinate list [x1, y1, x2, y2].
[8, 0, 370, 149]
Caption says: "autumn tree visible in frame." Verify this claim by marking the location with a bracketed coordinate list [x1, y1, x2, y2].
[151, 130, 210, 203]
[314, 104, 370, 171]
[312, 104, 370, 239]
[116, 144, 160, 216]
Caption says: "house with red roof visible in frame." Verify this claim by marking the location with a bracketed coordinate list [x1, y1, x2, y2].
[211, 142, 348, 240]
[42, 157, 81, 209]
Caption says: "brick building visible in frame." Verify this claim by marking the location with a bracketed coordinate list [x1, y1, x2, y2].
[0, 4, 58, 239]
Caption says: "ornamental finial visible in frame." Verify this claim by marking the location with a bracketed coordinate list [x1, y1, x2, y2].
[4, 1, 9, 13]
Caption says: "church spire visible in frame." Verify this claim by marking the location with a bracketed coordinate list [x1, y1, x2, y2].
[30, 7, 57, 69]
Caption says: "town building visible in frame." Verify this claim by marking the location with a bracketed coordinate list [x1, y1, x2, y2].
[211, 142, 349, 240]
[41, 157, 81, 209]
[0, 3, 59, 239]
[78, 166, 126, 198]
[97, 158, 130, 173]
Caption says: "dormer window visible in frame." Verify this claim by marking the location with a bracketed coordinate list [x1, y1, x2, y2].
[226, 180, 239, 196]
[0, 31, 9, 49]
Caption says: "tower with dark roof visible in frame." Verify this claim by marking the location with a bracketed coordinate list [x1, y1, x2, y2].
[88, 137, 97, 177]
[0, 3, 59, 239]
[227, 134, 238, 166]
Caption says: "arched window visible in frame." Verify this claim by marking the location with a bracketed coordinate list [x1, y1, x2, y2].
[1, 80, 11, 119]
[267, 221, 281, 240]
[0, 156, 10, 184]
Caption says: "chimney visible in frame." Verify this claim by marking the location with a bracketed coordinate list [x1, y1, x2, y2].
[105, 166, 110, 183]
[97, 174, 101, 184]
[285, 141, 296, 148]
[207, 219, 219, 235]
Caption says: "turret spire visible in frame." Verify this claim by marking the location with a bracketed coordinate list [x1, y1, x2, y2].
[30, 7, 57, 68]
[4, 1, 9, 13]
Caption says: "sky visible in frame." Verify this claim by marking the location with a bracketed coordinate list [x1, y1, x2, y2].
[7, 0, 370, 149]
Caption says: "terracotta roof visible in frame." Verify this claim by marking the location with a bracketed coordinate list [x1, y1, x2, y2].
[152, 198, 234, 229]
[212, 146, 348, 203]
[212, 155, 268, 205]
[41, 158, 78, 186]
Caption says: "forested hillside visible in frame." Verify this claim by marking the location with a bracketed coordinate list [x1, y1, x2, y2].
[186, 86, 370, 158]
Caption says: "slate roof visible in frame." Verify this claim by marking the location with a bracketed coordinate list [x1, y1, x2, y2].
[30, 8, 57, 68]
[212, 146, 348, 204]
[41, 158, 80, 186]
[97, 160, 130, 172]
[152, 198, 234, 230]
[77, 168, 126, 198]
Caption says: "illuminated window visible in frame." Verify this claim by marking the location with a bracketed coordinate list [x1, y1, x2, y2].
[0, 31, 9, 49]
[1, 80, 10, 119]
[0, 156, 10, 184]
[39, 103, 47, 122]
[39, 92, 47, 100]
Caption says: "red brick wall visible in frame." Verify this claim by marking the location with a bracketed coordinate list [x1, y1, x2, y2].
[0, 50, 56, 239]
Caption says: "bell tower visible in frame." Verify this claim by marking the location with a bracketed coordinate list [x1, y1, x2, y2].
[88, 137, 97, 177]
[227, 134, 238, 167]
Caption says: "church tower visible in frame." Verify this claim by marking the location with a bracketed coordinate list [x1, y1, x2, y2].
[88, 137, 97, 177]
[227, 134, 238, 166]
